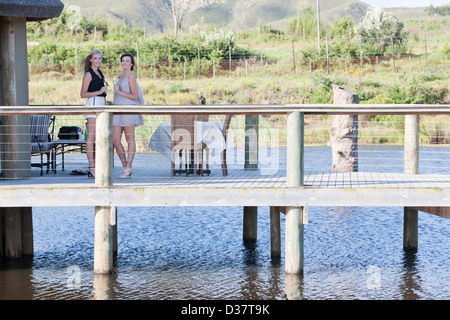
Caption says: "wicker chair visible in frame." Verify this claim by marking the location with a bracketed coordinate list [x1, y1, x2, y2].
[170, 114, 206, 176]
[30, 115, 56, 175]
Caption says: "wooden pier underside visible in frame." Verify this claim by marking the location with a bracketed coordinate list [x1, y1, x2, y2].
[1, 153, 449, 208]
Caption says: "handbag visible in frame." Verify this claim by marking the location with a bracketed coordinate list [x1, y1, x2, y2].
[58, 126, 83, 140]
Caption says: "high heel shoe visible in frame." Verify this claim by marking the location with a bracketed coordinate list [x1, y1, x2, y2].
[87, 167, 95, 179]
[119, 167, 132, 179]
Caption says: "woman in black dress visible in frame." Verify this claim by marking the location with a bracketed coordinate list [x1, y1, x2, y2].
[80, 49, 108, 178]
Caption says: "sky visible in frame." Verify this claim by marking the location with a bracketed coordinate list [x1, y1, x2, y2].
[363, 0, 449, 7]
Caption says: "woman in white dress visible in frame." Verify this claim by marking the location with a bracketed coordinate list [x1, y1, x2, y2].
[80, 49, 108, 178]
[113, 53, 144, 178]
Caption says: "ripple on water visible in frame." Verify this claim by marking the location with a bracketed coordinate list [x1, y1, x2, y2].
[1, 193, 449, 299]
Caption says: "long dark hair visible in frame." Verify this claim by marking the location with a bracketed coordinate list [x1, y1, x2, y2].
[121, 53, 135, 71]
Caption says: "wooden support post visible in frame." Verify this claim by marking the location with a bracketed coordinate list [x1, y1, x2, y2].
[94, 111, 114, 274]
[244, 115, 259, 170]
[270, 206, 281, 258]
[21, 207, 33, 256]
[0, 16, 31, 179]
[4, 208, 22, 259]
[404, 115, 419, 175]
[112, 206, 117, 258]
[404, 115, 419, 251]
[285, 111, 304, 274]
[287, 112, 304, 186]
[329, 85, 359, 172]
[95, 112, 113, 187]
[94, 206, 114, 274]
[0, 207, 33, 258]
[404, 207, 418, 251]
[243, 206, 257, 242]
[0, 209, 3, 256]
[243, 115, 259, 241]
[285, 207, 304, 274]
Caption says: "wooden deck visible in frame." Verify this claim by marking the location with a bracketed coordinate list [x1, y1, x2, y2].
[1, 152, 449, 208]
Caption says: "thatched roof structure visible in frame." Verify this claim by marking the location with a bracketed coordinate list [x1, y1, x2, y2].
[0, 0, 64, 20]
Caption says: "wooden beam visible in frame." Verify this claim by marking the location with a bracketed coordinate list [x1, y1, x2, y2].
[0, 104, 449, 116]
[0, 185, 449, 208]
[413, 207, 450, 219]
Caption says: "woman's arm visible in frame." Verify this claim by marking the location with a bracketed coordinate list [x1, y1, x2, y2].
[114, 73, 139, 100]
[80, 72, 107, 98]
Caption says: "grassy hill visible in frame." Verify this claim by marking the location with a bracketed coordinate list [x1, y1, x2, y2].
[61, 0, 440, 35]
[60, 0, 378, 33]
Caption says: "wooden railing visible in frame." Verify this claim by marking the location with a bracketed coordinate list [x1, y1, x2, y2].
[1, 103, 448, 184]
[0, 103, 449, 115]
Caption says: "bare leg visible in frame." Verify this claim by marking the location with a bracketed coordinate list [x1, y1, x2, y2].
[123, 125, 136, 169]
[86, 118, 96, 175]
[113, 126, 127, 168]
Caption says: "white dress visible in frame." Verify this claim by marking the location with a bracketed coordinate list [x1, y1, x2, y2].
[112, 75, 144, 127]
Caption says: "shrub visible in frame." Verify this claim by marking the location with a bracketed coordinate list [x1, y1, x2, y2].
[356, 8, 408, 55]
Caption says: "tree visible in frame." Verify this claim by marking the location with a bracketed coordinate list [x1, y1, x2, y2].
[356, 8, 407, 54]
[170, 0, 185, 36]
[287, 6, 317, 38]
[317, 0, 320, 55]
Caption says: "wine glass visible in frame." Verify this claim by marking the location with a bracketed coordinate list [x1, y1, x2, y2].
[103, 77, 109, 93]
[113, 76, 118, 92]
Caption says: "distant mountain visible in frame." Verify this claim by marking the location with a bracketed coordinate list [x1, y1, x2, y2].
[60, 0, 427, 33]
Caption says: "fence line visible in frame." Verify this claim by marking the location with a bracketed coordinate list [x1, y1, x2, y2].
[29, 52, 450, 81]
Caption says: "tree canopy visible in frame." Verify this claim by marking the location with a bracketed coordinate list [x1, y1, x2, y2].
[356, 8, 407, 55]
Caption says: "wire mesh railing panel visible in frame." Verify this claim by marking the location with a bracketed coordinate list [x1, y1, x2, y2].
[0, 113, 448, 180]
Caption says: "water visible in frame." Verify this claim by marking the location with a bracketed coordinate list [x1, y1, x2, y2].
[0, 145, 449, 300]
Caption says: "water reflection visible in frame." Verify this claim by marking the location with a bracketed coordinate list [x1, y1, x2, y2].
[242, 240, 259, 265]
[284, 274, 304, 300]
[0, 257, 34, 300]
[93, 274, 116, 300]
[400, 251, 420, 300]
